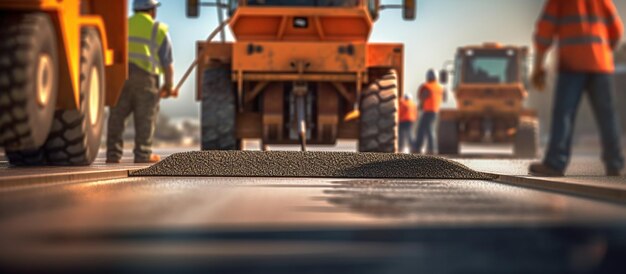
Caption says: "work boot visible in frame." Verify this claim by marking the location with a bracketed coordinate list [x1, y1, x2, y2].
[106, 158, 121, 164]
[529, 162, 565, 177]
[134, 154, 161, 164]
[606, 168, 623, 177]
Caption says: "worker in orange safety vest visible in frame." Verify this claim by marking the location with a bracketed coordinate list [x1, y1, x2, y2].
[399, 94, 418, 153]
[412, 69, 445, 154]
[529, 0, 624, 177]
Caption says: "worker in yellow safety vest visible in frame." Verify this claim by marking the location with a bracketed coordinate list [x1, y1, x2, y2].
[106, 0, 177, 164]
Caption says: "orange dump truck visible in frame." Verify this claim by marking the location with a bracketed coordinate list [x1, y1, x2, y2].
[438, 43, 539, 158]
[188, 0, 415, 152]
[0, 0, 127, 166]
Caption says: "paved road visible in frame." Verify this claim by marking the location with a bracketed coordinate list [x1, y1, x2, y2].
[1, 142, 625, 272]
[1, 175, 626, 273]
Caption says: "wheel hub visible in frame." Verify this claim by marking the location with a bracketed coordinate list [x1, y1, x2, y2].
[36, 54, 53, 108]
[88, 67, 101, 126]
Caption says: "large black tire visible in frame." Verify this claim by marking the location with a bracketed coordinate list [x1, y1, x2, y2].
[5, 148, 46, 166]
[438, 119, 460, 155]
[358, 70, 398, 153]
[514, 117, 539, 159]
[1, 13, 58, 165]
[201, 68, 239, 150]
[43, 28, 105, 166]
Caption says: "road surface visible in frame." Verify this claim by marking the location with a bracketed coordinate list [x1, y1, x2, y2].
[0, 142, 625, 273]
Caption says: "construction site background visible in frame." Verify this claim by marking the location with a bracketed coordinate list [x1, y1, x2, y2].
[2, 1, 623, 153]
[93, 43, 626, 151]
[153, 0, 547, 118]
[139, 0, 625, 149]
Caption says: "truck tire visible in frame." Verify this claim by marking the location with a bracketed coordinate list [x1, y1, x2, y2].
[5, 148, 46, 166]
[44, 28, 105, 166]
[438, 119, 460, 155]
[1, 13, 58, 165]
[358, 70, 398, 153]
[514, 117, 539, 159]
[201, 68, 238, 150]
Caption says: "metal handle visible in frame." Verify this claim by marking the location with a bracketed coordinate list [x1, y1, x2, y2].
[174, 17, 232, 92]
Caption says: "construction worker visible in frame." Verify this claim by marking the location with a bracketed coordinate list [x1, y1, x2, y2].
[529, 0, 624, 176]
[399, 94, 418, 153]
[413, 69, 444, 154]
[106, 0, 177, 164]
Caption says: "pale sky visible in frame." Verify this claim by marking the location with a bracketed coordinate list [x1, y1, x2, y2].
[141, 0, 626, 118]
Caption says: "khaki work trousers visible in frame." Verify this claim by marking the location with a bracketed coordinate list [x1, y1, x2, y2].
[106, 71, 160, 162]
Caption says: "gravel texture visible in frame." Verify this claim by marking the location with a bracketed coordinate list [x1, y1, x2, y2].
[131, 151, 495, 179]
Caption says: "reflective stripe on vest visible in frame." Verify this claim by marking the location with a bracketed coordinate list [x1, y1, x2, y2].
[533, 0, 622, 72]
[541, 14, 616, 26]
[559, 35, 607, 47]
[128, 13, 167, 75]
[534, 35, 553, 47]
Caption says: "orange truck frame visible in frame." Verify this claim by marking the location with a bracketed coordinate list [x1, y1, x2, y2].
[189, 0, 415, 152]
[0, 0, 127, 166]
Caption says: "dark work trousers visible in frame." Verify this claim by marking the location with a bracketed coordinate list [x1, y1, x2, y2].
[544, 72, 624, 172]
[106, 69, 160, 162]
[399, 121, 414, 153]
[413, 112, 437, 154]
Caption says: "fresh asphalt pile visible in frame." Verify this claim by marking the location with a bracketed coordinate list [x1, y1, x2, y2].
[131, 151, 495, 179]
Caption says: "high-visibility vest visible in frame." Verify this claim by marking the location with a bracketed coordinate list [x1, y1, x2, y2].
[420, 81, 444, 113]
[399, 98, 418, 122]
[534, 0, 623, 73]
[128, 13, 169, 75]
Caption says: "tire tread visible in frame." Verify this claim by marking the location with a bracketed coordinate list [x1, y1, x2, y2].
[358, 70, 399, 153]
[514, 117, 539, 158]
[2, 13, 57, 165]
[438, 119, 460, 155]
[43, 28, 103, 166]
[201, 68, 238, 150]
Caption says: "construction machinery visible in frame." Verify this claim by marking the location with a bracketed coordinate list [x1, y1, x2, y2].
[186, 0, 415, 152]
[0, 0, 127, 166]
[438, 43, 539, 158]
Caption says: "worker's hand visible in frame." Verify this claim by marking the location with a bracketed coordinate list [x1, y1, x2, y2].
[530, 68, 547, 92]
[159, 84, 178, 99]
[158, 87, 171, 98]
[170, 88, 179, 98]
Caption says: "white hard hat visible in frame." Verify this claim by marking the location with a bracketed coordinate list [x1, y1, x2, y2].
[134, 0, 161, 10]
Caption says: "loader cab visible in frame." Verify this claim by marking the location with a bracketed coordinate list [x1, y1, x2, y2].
[453, 44, 529, 89]
[452, 43, 530, 113]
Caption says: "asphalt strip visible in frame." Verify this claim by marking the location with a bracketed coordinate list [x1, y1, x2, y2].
[130, 151, 495, 179]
